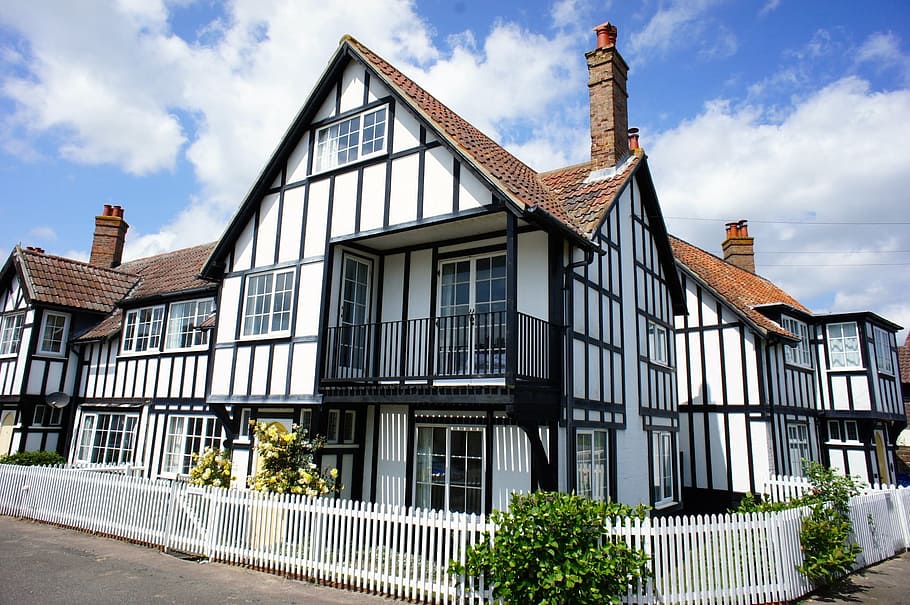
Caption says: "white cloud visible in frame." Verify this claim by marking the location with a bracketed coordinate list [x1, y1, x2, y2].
[26, 226, 56, 242]
[650, 77, 910, 339]
[759, 0, 782, 17]
[855, 32, 910, 85]
[628, 0, 724, 63]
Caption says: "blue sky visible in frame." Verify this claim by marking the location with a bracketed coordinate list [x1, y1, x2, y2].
[1, 0, 909, 337]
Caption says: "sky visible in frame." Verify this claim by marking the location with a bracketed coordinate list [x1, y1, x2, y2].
[1, 0, 909, 340]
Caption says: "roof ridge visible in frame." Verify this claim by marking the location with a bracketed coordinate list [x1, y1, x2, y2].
[668, 233, 790, 293]
[17, 246, 140, 279]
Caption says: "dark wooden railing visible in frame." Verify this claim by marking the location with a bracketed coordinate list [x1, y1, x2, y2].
[322, 311, 553, 384]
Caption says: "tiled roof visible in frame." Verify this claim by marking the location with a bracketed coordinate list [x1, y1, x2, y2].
[669, 235, 810, 338]
[16, 247, 138, 313]
[118, 242, 217, 302]
[539, 155, 641, 237]
[347, 37, 631, 240]
[899, 335, 910, 385]
[74, 308, 122, 342]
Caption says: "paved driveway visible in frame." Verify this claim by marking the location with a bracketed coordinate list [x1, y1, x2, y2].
[0, 516, 398, 604]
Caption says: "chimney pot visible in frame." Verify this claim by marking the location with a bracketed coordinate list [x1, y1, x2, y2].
[628, 127, 640, 150]
[593, 22, 618, 49]
[102, 204, 113, 217]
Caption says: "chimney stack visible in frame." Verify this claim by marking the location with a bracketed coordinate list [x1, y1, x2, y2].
[722, 220, 755, 273]
[586, 21, 629, 170]
[89, 204, 129, 268]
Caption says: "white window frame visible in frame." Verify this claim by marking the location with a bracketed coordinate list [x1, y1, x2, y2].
[241, 269, 295, 339]
[576, 430, 608, 501]
[165, 298, 215, 351]
[647, 321, 669, 365]
[122, 305, 166, 354]
[314, 105, 389, 173]
[74, 412, 139, 465]
[37, 311, 70, 356]
[787, 423, 810, 476]
[414, 425, 484, 514]
[161, 415, 221, 476]
[782, 316, 812, 368]
[652, 431, 675, 508]
[873, 326, 894, 374]
[827, 420, 842, 442]
[0, 313, 24, 357]
[338, 255, 372, 371]
[826, 322, 862, 369]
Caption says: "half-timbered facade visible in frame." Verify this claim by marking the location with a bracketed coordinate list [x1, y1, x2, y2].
[671, 222, 904, 511]
[201, 24, 685, 513]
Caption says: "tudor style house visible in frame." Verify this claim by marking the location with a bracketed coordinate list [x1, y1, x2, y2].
[200, 23, 686, 514]
[672, 222, 904, 511]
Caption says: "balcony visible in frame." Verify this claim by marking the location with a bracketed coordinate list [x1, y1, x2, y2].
[322, 311, 555, 389]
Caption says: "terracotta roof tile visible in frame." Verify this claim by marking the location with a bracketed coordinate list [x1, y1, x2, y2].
[74, 308, 123, 342]
[899, 335, 910, 385]
[669, 235, 810, 338]
[118, 242, 217, 302]
[17, 248, 138, 313]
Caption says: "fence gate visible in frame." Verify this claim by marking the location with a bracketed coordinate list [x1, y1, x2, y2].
[163, 485, 216, 557]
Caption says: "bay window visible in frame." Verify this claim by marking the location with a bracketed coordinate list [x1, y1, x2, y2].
[165, 298, 215, 350]
[826, 322, 862, 369]
[782, 316, 811, 367]
[873, 326, 893, 374]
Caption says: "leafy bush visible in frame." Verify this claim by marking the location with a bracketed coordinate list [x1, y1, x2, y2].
[248, 421, 339, 495]
[188, 447, 233, 488]
[0, 450, 65, 466]
[451, 491, 650, 605]
[736, 461, 862, 587]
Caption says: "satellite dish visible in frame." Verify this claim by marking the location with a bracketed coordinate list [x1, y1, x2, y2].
[46, 392, 70, 409]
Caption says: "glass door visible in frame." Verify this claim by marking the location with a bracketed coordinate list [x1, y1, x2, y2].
[437, 254, 506, 376]
[339, 256, 370, 373]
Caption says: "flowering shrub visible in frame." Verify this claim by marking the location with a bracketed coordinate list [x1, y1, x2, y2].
[188, 447, 233, 488]
[248, 421, 339, 496]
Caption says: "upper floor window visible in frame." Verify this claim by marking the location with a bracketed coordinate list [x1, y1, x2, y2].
[122, 306, 165, 354]
[165, 298, 215, 350]
[873, 326, 894, 374]
[242, 269, 294, 338]
[33, 404, 62, 426]
[38, 311, 69, 356]
[0, 313, 24, 356]
[314, 105, 388, 173]
[647, 321, 668, 365]
[826, 322, 862, 369]
[782, 316, 811, 368]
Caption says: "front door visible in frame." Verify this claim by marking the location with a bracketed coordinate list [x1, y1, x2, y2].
[437, 253, 506, 376]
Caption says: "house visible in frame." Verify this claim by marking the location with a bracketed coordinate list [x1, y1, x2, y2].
[198, 23, 686, 514]
[671, 222, 904, 511]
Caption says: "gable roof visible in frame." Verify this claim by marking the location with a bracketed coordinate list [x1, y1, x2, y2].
[117, 242, 217, 303]
[669, 235, 809, 339]
[13, 247, 138, 313]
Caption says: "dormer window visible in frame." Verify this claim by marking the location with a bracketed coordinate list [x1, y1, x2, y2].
[782, 316, 811, 368]
[314, 105, 388, 173]
[122, 305, 165, 354]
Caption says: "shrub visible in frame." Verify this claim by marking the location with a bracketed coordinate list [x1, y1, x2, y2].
[188, 447, 233, 488]
[247, 421, 339, 495]
[0, 450, 65, 466]
[451, 491, 650, 605]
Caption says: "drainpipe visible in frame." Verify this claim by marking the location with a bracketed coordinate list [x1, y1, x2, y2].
[562, 245, 596, 493]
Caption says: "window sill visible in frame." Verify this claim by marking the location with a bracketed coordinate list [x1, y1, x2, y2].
[654, 500, 678, 511]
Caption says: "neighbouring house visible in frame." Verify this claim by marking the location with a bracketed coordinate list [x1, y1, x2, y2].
[894, 336, 910, 479]
[671, 222, 904, 511]
[199, 23, 687, 514]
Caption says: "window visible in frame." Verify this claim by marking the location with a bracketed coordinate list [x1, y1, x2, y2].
[324, 409, 355, 444]
[242, 270, 294, 337]
[338, 256, 371, 369]
[648, 321, 668, 365]
[38, 312, 69, 355]
[845, 420, 859, 442]
[165, 299, 214, 350]
[314, 106, 388, 172]
[32, 404, 62, 426]
[161, 416, 221, 475]
[122, 306, 165, 353]
[0, 313, 24, 356]
[787, 423, 810, 476]
[873, 326, 894, 374]
[652, 431, 675, 507]
[299, 408, 313, 437]
[576, 430, 608, 501]
[238, 409, 252, 440]
[827, 420, 842, 441]
[826, 322, 862, 369]
[782, 316, 811, 367]
[75, 413, 139, 464]
[415, 426, 483, 514]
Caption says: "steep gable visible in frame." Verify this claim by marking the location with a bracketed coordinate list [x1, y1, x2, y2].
[670, 235, 809, 338]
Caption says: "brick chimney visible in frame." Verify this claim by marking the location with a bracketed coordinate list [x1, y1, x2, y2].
[586, 21, 629, 170]
[722, 220, 755, 273]
[89, 204, 129, 268]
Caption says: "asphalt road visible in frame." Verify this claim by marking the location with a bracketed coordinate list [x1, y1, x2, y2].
[0, 516, 398, 604]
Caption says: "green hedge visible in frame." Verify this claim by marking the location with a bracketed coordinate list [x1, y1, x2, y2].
[0, 450, 65, 466]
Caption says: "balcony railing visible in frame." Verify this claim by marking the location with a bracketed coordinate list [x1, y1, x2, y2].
[322, 311, 553, 385]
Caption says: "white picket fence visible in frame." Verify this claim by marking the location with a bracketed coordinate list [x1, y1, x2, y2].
[0, 464, 908, 605]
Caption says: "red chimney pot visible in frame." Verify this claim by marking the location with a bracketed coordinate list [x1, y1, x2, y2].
[593, 22, 618, 49]
[102, 204, 113, 217]
[628, 127, 640, 150]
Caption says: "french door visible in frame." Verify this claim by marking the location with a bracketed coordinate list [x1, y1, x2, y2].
[339, 256, 370, 372]
[437, 253, 506, 376]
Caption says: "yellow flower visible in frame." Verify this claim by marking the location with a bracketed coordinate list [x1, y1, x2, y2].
[330, 468, 338, 479]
